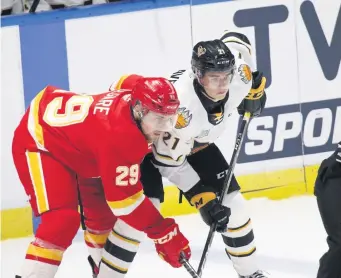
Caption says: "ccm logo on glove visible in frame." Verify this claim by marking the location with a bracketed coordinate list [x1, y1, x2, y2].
[154, 227, 178, 244]
[146, 218, 191, 268]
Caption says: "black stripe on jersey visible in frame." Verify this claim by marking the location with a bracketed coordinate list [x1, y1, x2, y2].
[100, 258, 128, 274]
[225, 247, 257, 258]
[220, 31, 251, 54]
[104, 240, 137, 263]
[336, 142, 341, 163]
[151, 146, 183, 163]
[220, 31, 251, 45]
[228, 218, 251, 231]
[222, 230, 254, 248]
[151, 158, 179, 168]
[112, 229, 140, 244]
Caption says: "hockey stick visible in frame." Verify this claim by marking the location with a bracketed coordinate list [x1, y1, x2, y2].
[29, 0, 40, 13]
[196, 112, 252, 277]
[180, 252, 200, 278]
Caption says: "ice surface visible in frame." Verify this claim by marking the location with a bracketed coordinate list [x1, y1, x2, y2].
[1, 196, 327, 277]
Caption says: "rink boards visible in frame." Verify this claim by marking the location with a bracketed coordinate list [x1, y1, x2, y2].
[1, 0, 340, 240]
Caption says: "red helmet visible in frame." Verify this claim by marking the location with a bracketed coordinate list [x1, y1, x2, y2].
[131, 77, 180, 115]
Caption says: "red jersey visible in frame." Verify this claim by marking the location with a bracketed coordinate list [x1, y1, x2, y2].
[13, 85, 163, 231]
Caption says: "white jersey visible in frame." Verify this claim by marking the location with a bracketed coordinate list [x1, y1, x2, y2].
[152, 31, 254, 192]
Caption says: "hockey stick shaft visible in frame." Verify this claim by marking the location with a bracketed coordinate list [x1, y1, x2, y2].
[29, 0, 41, 13]
[180, 252, 200, 278]
[197, 112, 252, 277]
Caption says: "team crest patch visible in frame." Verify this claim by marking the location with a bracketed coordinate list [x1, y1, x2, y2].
[208, 111, 224, 125]
[238, 64, 252, 84]
[197, 45, 206, 57]
[214, 112, 224, 124]
[175, 107, 192, 129]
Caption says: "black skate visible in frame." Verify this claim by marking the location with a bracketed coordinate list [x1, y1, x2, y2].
[239, 270, 270, 278]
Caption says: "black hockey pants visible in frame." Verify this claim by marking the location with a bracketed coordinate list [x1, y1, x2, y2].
[315, 153, 341, 278]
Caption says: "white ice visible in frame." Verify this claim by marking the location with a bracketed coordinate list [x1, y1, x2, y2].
[1, 196, 328, 277]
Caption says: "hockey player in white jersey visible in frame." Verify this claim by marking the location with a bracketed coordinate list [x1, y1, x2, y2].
[146, 35, 269, 278]
[87, 31, 269, 278]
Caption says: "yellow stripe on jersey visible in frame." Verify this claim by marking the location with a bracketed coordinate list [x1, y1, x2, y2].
[221, 31, 252, 54]
[152, 146, 183, 162]
[84, 230, 109, 246]
[223, 38, 252, 54]
[115, 75, 130, 90]
[111, 229, 140, 246]
[101, 257, 128, 273]
[108, 190, 146, 216]
[27, 243, 63, 261]
[26, 151, 49, 214]
[226, 247, 256, 257]
[227, 219, 251, 233]
[28, 88, 46, 149]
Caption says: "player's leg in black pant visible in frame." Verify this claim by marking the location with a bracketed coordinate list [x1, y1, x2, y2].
[315, 153, 341, 278]
[186, 144, 262, 276]
[186, 143, 240, 195]
[140, 153, 165, 205]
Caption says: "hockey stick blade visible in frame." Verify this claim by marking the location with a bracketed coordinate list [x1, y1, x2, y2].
[180, 252, 200, 278]
[197, 112, 252, 277]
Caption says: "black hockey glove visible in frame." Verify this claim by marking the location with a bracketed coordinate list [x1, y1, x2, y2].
[190, 192, 230, 233]
[238, 71, 267, 117]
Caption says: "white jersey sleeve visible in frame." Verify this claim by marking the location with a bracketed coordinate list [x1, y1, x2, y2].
[220, 30, 256, 71]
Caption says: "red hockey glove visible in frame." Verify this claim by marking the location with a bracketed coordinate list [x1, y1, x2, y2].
[145, 218, 191, 268]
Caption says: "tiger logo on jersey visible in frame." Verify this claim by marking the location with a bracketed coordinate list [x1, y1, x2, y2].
[238, 64, 252, 84]
[175, 107, 192, 129]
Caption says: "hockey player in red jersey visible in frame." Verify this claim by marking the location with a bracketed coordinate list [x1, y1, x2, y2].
[12, 77, 191, 278]
[103, 34, 270, 278]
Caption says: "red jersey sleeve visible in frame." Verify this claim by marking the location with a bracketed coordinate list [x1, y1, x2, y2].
[98, 134, 163, 232]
